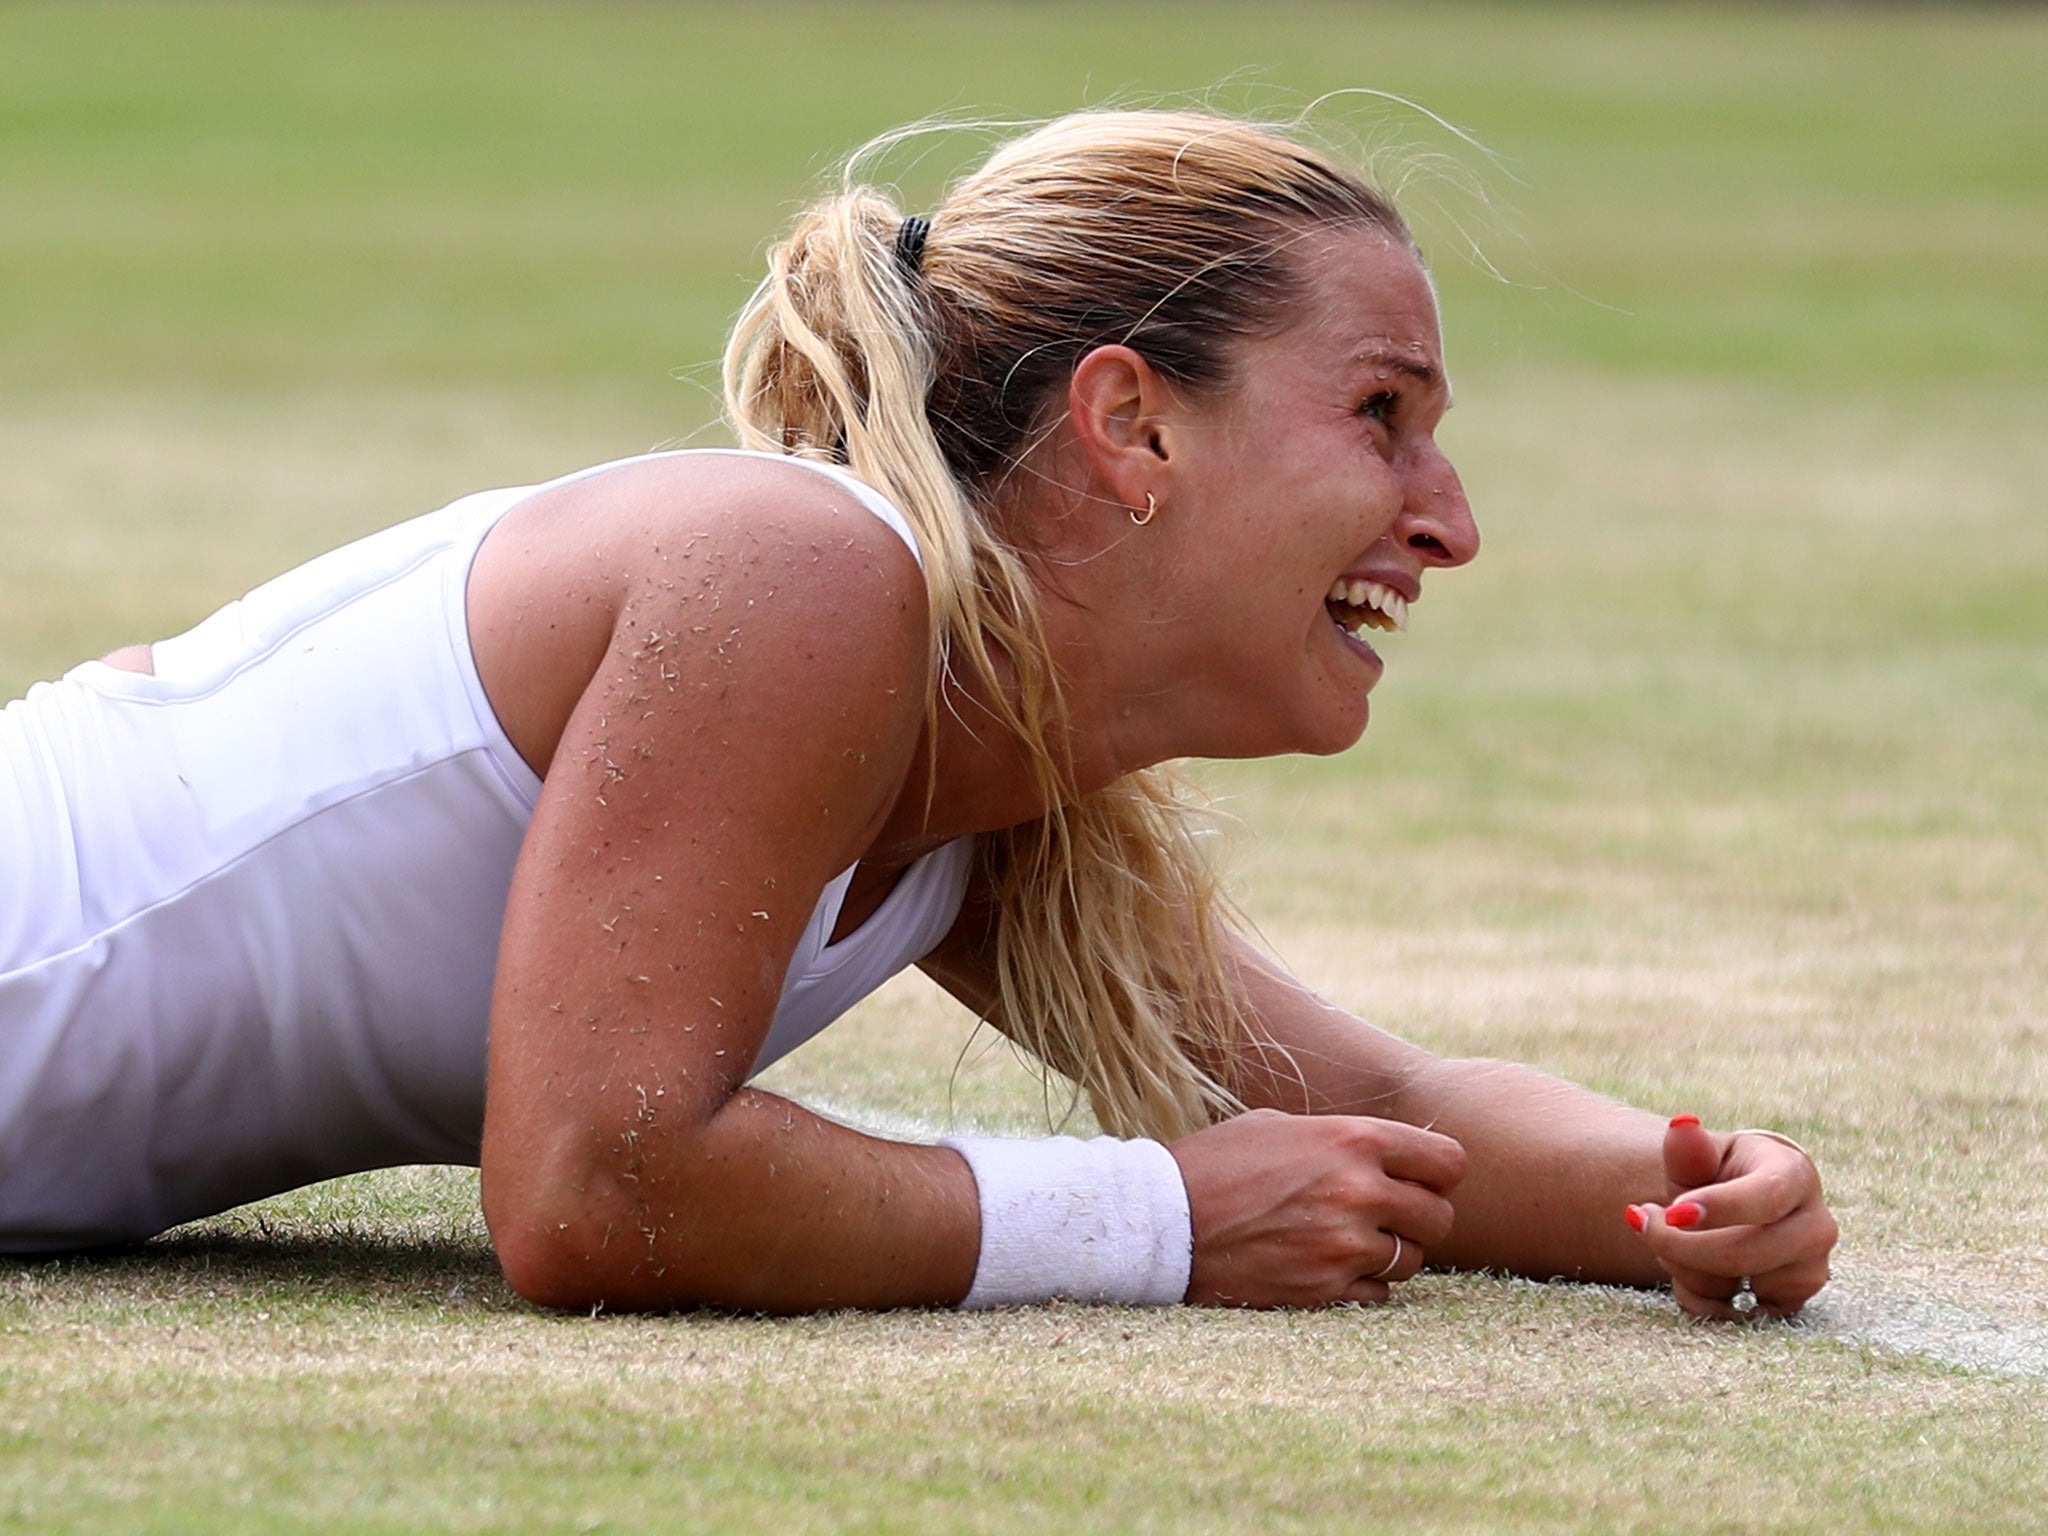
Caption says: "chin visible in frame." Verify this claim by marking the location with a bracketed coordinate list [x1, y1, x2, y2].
[1302, 701, 1371, 757]
[1195, 681, 1372, 762]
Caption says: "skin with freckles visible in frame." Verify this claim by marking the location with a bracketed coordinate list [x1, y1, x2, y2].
[428, 229, 1835, 1316]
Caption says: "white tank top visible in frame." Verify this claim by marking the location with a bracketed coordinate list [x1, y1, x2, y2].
[0, 450, 972, 1252]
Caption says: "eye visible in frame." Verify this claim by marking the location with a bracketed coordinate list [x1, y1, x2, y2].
[1357, 390, 1399, 425]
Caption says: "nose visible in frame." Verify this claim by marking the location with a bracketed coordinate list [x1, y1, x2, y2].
[1398, 445, 1480, 569]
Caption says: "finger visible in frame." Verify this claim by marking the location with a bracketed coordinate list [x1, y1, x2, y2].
[1662, 1161, 1819, 1235]
[1638, 1228, 1753, 1310]
[1675, 1258, 1831, 1325]
[1672, 1279, 1752, 1324]
[1634, 1199, 1831, 1282]
[1361, 1119, 1468, 1195]
[1662, 1113, 1722, 1196]
[1652, 1230, 1755, 1326]
[1633, 1206, 1748, 1301]
[1665, 1257, 1750, 1309]
[1366, 1228, 1425, 1285]
[1749, 1253, 1833, 1319]
[1327, 1232, 1426, 1306]
[1334, 1277, 1393, 1306]
[1668, 1128, 1823, 1227]
[1636, 1203, 1837, 1322]
[1653, 1193, 1830, 1284]
[1372, 1177, 1457, 1250]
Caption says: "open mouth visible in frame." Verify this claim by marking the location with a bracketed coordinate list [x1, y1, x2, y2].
[1324, 577, 1409, 638]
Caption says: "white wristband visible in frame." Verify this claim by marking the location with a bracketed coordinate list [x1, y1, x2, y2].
[938, 1134, 1193, 1309]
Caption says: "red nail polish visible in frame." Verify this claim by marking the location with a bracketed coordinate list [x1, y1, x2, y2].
[1670, 1114, 1702, 1129]
[1624, 1205, 1647, 1233]
[1667, 1201, 1704, 1229]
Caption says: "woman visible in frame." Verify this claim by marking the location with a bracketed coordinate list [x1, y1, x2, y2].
[0, 110, 1835, 1319]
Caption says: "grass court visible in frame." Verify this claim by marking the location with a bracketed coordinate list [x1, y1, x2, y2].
[2, 3, 2045, 1531]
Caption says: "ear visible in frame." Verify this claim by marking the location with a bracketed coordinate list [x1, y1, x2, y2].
[1065, 344, 1180, 513]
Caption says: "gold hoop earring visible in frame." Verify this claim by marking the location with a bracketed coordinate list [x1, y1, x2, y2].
[1130, 493, 1158, 527]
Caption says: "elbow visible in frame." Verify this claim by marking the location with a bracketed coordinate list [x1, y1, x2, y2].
[487, 1206, 604, 1311]
[481, 1139, 680, 1312]
[483, 1170, 614, 1311]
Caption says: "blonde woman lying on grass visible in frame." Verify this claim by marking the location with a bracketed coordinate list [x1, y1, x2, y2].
[0, 109, 1835, 1319]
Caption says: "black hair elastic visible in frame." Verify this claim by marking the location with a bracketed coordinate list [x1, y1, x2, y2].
[894, 215, 931, 280]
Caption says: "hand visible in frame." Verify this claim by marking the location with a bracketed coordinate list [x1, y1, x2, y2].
[1171, 1108, 1466, 1308]
[1626, 1116, 1838, 1321]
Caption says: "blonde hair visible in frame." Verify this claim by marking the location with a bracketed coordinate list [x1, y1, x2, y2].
[722, 109, 1409, 1139]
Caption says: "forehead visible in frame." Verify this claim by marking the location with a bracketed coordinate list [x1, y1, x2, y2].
[1267, 228, 1444, 381]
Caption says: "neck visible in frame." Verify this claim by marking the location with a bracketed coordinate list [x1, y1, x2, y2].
[867, 457, 1196, 865]
[869, 644, 1132, 868]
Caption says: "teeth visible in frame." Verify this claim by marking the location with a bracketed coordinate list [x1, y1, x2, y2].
[1323, 577, 1411, 634]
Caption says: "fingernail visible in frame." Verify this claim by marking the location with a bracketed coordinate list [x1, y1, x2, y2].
[1667, 1201, 1704, 1229]
[1669, 1114, 1702, 1129]
[1624, 1205, 1647, 1233]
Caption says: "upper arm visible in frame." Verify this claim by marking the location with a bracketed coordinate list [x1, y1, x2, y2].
[479, 462, 930, 1200]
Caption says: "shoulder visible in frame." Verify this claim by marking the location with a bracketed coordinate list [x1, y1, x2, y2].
[469, 451, 930, 778]
[605, 452, 929, 681]
[483, 449, 923, 604]
[681, 451, 924, 571]
[597, 450, 920, 581]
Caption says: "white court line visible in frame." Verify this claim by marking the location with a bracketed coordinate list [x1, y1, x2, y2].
[1794, 1282, 2048, 1381]
[1559, 1276, 2048, 1380]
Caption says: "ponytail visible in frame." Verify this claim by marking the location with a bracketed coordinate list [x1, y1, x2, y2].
[724, 110, 1408, 1138]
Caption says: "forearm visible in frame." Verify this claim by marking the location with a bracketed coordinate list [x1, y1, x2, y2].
[1224, 947, 1669, 1285]
[483, 1086, 980, 1313]
[1387, 1055, 1668, 1284]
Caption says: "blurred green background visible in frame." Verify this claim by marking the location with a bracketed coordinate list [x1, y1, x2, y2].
[4, 1, 2041, 396]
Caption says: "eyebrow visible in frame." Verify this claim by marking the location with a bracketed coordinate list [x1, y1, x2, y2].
[1355, 352, 1455, 409]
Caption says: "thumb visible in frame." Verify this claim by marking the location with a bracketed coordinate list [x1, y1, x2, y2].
[1663, 1114, 1721, 1199]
